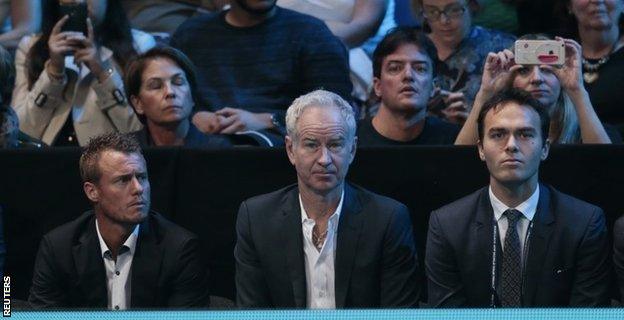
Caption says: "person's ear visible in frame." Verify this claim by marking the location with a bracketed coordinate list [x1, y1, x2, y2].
[285, 135, 296, 166]
[83, 182, 99, 203]
[373, 77, 382, 98]
[477, 139, 486, 161]
[131, 95, 144, 115]
[541, 139, 550, 161]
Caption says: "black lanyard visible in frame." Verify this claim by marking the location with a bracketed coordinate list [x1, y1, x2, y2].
[490, 215, 533, 307]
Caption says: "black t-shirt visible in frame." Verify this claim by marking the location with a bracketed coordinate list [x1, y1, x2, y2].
[585, 47, 624, 135]
[356, 117, 460, 146]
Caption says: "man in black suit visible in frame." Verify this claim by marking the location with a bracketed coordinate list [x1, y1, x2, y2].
[29, 133, 209, 309]
[426, 89, 610, 307]
[235, 89, 420, 308]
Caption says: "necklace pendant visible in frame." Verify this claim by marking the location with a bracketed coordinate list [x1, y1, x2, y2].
[583, 72, 599, 84]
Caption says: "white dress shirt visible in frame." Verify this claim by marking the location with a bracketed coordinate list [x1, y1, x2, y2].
[299, 191, 344, 309]
[95, 221, 139, 311]
[489, 185, 539, 265]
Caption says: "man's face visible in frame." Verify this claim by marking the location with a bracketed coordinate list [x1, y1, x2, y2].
[131, 57, 194, 127]
[478, 102, 549, 188]
[374, 43, 434, 115]
[286, 105, 356, 196]
[233, 0, 277, 15]
[84, 150, 151, 226]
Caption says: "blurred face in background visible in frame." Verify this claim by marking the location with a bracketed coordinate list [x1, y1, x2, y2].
[421, 0, 471, 48]
[512, 66, 561, 114]
[569, 0, 623, 30]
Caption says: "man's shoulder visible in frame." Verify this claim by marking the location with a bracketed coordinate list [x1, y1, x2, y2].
[432, 187, 486, 220]
[242, 184, 298, 209]
[172, 12, 221, 36]
[349, 183, 407, 213]
[43, 211, 95, 245]
[546, 185, 603, 221]
[148, 211, 197, 242]
[276, 7, 328, 27]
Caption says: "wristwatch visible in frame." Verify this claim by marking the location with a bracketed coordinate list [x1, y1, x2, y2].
[270, 112, 283, 129]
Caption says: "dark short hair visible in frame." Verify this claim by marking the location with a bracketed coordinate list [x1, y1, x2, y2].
[79, 133, 142, 183]
[124, 46, 201, 123]
[373, 26, 438, 78]
[477, 88, 550, 142]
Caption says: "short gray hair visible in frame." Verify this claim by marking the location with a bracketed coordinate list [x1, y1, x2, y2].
[286, 90, 356, 140]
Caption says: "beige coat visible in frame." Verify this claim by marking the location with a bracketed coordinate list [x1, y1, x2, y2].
[11, 30, 155, 146]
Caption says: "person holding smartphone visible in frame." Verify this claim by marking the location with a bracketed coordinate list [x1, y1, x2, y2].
[455, 34, 617, 145]
[10, 0, 155, 146]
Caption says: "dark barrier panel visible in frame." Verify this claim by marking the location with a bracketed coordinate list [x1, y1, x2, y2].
[1, 146, 623, 301]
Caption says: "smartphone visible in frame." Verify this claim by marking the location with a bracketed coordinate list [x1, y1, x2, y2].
[514, 40, 565, 66]
[60, 2, 88, 35]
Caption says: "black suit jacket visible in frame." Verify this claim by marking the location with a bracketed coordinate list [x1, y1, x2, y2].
[28, 211, 209, 309]
[235, 183, 420, 308]
[426, 184, 610, 307]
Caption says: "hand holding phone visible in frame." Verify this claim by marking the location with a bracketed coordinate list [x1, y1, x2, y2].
[60, 2, 88, 35]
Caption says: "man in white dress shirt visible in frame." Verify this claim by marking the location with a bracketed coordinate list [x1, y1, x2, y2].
[29, 132, 209, 309]
[235, 89, 420, 308]
[426, 88, 610, 307]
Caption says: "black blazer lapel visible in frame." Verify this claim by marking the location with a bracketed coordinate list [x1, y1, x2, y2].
[474, 188, 497, 306]
[130, 216, 163, 308]
[72, 217, 107, 308]
[522, 184, 555, 306]
[335, 184, 364, 308]
[280, 188, 307, 308]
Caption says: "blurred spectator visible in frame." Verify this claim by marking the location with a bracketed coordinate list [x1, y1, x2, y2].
[0, 44, 43, 148]
[11, 0, 156, 147]
[170, 0, 351, 140]
[471, 0, 518, 35]
[0, 0, 41, 50]
[358, 27, 459, 146]
[412, 0, 515, 124]
[125, 46, 232, 148]
[278, 0, 391, 107]
[556, 0, 624, 136]
[121, 0, 229, 37]
[456, 34, 618, 145]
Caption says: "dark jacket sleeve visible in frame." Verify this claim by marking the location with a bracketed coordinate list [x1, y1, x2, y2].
[426, 210, 467, 307]
[569, 207, 611, 306]
[234, 201, 272, 308]
[379, 204, 421, 307]
[167, 236, 210, 308]
[28, 235, 67, 308]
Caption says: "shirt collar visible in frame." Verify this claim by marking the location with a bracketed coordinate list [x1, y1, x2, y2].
[95, 219, 140, 259]
[299, 189, 344, 225]
[489, 184, 539, 222]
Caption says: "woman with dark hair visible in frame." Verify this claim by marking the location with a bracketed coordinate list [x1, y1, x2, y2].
[11, 0, 155, 146]
[125, 46, 231, 148]
[556, 0, 624, 135]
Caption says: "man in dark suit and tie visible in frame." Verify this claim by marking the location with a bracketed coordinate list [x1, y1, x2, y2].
[29, 133, 209, 309]
[235, 89, 420, 308]
[426, 89, 610, 307]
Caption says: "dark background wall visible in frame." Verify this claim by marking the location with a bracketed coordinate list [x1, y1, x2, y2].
[1, 146, 622, 300]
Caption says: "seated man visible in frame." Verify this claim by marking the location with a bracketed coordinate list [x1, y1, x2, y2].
[235, 89, 420, 308]
[125, 46, 232, 148]
[357, 27, 459, 146]
[170, 0, 352, 137]
[426, 89, 610, 307]
[29, 133, 209, 309]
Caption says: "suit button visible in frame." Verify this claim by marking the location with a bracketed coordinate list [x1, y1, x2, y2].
[115, 271, 120, 276]
[114, 305, 119, 310]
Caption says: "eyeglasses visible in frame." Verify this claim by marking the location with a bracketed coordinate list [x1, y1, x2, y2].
[422, 5, 466, 21]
